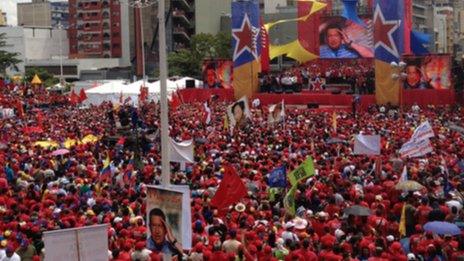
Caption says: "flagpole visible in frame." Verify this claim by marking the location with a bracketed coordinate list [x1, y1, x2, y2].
[159, 0, 170, 186]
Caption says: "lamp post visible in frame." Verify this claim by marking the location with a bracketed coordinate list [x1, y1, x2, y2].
[127, 0, 169, 186]
[158, 0, 170, 187]
[390, 61, 407, 116]
[58, 22, 64, 87]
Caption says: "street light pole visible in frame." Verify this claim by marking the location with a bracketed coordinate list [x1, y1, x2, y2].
[138, 2, 146, 85]
[59, 23, 64, 86]
[158, 0, 170, 186]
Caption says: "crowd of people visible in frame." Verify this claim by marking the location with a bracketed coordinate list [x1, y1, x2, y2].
[259, 60, 375, 95]
[0, 78, 463, 261]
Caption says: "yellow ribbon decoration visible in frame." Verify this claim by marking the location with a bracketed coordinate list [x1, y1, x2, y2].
[265, 0, 326, 64]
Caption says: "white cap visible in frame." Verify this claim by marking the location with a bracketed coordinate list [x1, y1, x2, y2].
[407, 253, 416, 260]
[284, 221, 295, 229]
[386, 235, 394, 242]
[335, 229, 345, 239]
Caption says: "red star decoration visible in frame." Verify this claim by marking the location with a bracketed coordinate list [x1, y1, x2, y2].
[374, 5, 400, 57]
[232, 14, 258, 59]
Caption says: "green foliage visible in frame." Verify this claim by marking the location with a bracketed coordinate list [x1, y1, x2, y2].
[25, 67, 59, 87]
[168, 32, 232, 78]
[0, 33, 21, 74]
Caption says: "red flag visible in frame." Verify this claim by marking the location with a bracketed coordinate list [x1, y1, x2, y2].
[260, 17, 270, 73]
[78, 88, 87, 103]
[404, 0, 412, 54]
[169, 92, 182, 110]
[69, 90, 79, 105]
[210, 165, 247, 210]
[139, 85, 148, 103]
[15, 100, 24, 118]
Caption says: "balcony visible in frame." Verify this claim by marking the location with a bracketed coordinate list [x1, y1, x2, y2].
[173, 0, 191, 12]
[173, 27, 190, 41]
[172, 10, 190, 26]
[78, 1, 101, 11]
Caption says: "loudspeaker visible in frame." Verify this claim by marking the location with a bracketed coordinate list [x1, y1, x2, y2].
[185, 79, 195, 88]
[307, 103, 319, 109]
[331, 89, 341, 95]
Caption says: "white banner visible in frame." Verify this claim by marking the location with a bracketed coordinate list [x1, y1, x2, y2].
[169, 138, 194, 163]
[411, 120, 435, 141]
[399, 138, 434, 158]
[43, 224, 108, 261]
[353, 135, 381, 155]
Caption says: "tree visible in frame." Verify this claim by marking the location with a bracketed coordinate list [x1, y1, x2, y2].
[0, 33, 21, 74]
[167, 32, 232, 78]
[25, 67, 59, 87]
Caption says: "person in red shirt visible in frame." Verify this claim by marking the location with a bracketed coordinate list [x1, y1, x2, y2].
[293, 239, 317, 261]
[415, 197, 432, 225]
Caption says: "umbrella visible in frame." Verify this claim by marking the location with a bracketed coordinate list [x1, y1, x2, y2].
[395, 180, 424, 191]
[51, 149, 70, 156]
[326, 138, 348, 145]
[343, 205, 372, 216]
[424, 221, 461, 235]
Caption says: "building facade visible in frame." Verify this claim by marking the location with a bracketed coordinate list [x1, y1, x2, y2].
[68, 0, 126, 59]
[0, 26, 69, 76]
[0, 9, 7, 26]
[127, 0, 195, 77]
[17, 0, 52, 27]
[195, 0, 230, 35]
[51, 2, 69, 29]
[434, 6, 454, 54]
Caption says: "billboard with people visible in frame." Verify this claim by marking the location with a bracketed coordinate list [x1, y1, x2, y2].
[319, 16, 374, 59]
[403, 55, 452, 90]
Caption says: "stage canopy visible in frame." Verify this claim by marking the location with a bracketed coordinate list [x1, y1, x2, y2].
[84, 78, 200, 106]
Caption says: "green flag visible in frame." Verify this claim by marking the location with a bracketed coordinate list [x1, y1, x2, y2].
[268, 187, 278, 202]
[288, 157, 315, 186]
[284, 185, 297, 216]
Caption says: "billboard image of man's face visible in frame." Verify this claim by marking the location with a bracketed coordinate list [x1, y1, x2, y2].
[319, 16, 374, 59]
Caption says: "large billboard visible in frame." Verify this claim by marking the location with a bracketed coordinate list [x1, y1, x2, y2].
[146, 185, 192, 258]
[403, 55, 451, 90]
[319, 16, 374, 59]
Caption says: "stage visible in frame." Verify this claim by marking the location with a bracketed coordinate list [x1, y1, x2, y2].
[177, 88, 456, 109]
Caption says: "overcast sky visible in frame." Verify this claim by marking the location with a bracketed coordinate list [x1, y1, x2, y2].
[2, 0, 65, 26]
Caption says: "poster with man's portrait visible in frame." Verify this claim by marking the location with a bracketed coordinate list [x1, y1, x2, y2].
[146, 186, 188, 257]
[319, 16, 374, 59]
[268, 101, 285, 124]
[227, 96, 251, 130]
[403, 55, 451, 90]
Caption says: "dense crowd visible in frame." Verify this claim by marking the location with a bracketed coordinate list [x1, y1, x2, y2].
[0, 78, 463, 261]
[259, 60, 375, 94]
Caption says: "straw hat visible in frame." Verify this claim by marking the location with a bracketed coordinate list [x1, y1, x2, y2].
[235, 203, 246, 213]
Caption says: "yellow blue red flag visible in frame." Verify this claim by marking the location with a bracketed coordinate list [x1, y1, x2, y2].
[232, 0, 261, 99]
[374, 0, 405, 105]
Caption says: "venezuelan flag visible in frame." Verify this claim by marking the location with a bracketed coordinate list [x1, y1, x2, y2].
[231, 0, 261, 99]
[374, 0, 405, 105]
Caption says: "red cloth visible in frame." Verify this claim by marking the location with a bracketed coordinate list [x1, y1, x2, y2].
[259, 17, 270, 73]
[210, 165, 247, 210]
[69, 90, 79, 105]
[79, 88, 87, 103]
